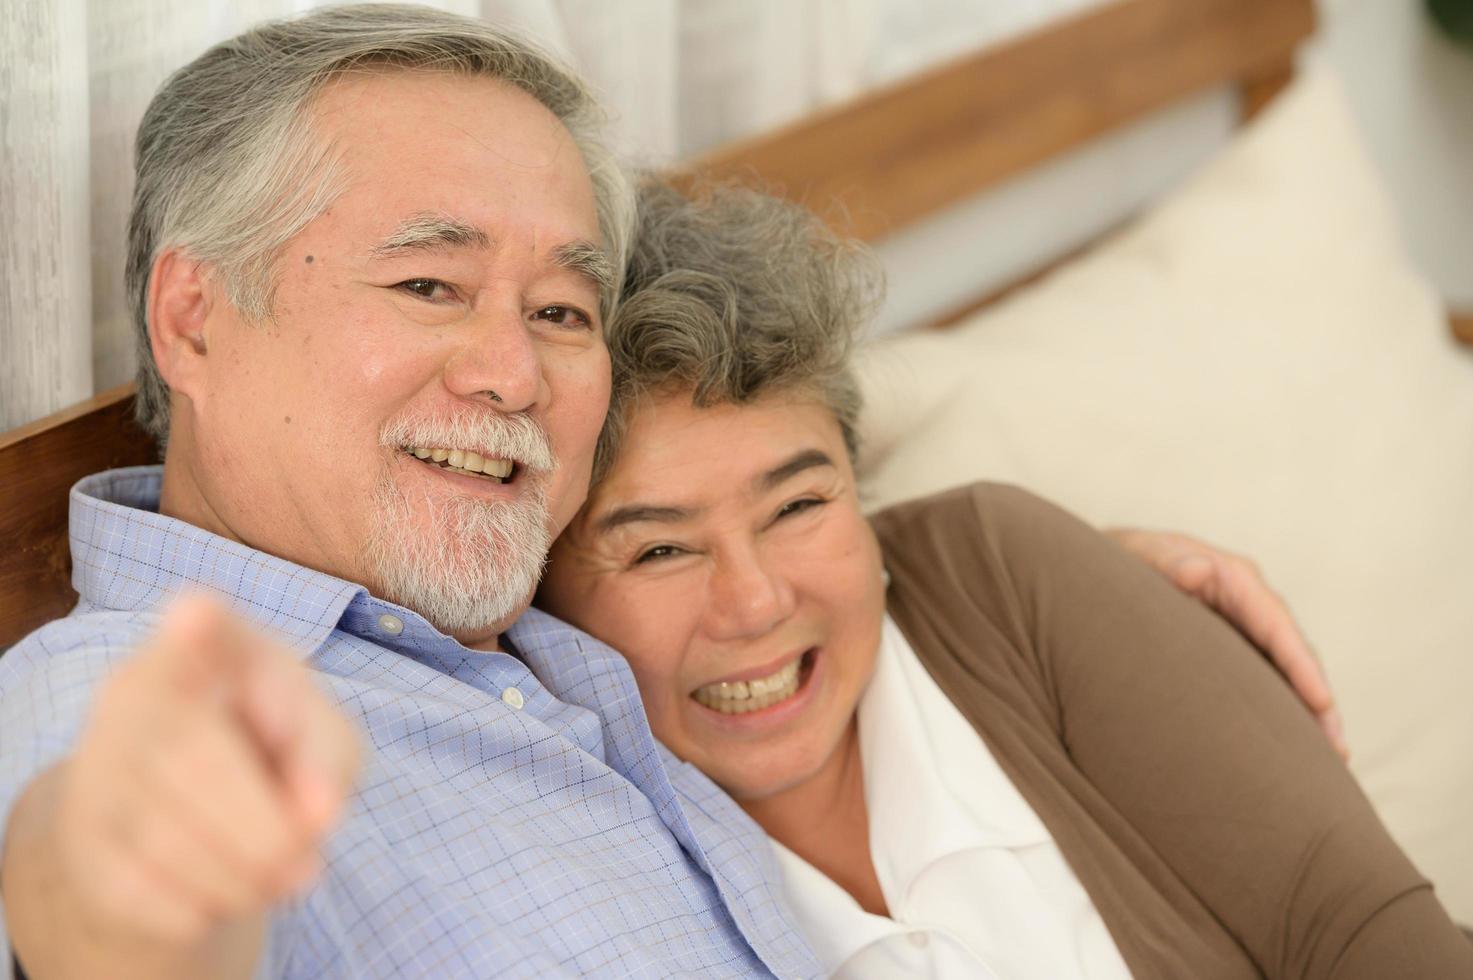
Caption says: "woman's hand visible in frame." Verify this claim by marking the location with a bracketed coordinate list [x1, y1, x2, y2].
[1104, 528, 1348, 761]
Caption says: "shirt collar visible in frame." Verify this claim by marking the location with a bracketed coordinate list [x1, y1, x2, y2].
[70, 467, 566, 664]
[71, 467, 364, 652]
[770, 613, 1055, 971]
[70, 467, 613, 748]
[859, 614, 1051, 891]
[770, 835, 909, 969]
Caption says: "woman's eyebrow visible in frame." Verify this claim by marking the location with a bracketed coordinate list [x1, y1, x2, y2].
[595, 504, 695, 534]
[755, 449, 834, 492]
[594, 449, 834, 534]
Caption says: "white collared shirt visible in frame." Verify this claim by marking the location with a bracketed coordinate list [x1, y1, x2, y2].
[771, 615, 1133, 979]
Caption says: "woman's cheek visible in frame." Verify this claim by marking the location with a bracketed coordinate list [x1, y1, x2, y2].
[641, 586, 704, 703]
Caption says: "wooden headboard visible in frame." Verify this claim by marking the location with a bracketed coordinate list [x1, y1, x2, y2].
[0, 385, 157, 646]
[8, 0, 1465, 651]
[682, 0, 1314, 243]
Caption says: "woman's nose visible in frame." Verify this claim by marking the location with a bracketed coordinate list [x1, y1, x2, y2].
[703, 546, 796, 642]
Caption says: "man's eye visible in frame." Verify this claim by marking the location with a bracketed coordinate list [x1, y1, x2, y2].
[633, 544, 683, 565]
[533, 305, 593, 330]
[395, 278, 456, 302]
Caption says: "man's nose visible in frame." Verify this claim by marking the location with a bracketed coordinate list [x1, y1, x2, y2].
[703, 545, 796, 642]
[442, 302, 544, 411]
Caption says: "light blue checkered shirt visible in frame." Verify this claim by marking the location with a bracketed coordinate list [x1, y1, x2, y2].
[0, 467, 819, 979]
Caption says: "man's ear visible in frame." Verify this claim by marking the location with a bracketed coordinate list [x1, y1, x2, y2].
[147, 248, 215, 400]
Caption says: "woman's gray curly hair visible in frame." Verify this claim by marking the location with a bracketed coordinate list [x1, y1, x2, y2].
[594, 179, 885, 482]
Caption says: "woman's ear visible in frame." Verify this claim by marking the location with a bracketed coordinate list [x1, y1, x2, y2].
[147, 248, 214, 398]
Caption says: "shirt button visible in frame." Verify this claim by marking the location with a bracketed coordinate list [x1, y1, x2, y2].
[377, 613, 404, 636]
[907, 932, 930, 949]
[501, 686, 525, 710]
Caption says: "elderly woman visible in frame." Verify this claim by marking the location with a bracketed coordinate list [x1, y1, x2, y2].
[536, 181, 1473, 978]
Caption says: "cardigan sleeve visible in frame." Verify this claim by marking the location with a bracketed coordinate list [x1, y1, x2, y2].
[900, 483, 1473, 979]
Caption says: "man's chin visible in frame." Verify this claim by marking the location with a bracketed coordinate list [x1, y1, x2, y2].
[365, 472, 553, 642]
[371, 552, 543, 642]
[402, 586, 533, 647]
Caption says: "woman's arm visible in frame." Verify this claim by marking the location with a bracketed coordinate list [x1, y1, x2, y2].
[1103, 527, 1346, 758]
[977, 487, 1470, 978]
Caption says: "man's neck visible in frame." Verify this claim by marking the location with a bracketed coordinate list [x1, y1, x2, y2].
[464, 632, 507, 653]
[157, 446, 237, 542]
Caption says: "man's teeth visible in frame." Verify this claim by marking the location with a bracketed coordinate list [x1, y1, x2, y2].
[408, 446, 514, 479]
[692, 658, 803, 715]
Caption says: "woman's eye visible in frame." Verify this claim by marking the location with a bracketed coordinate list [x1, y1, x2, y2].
[395, 278, 456, 303]
[532, 305, 593, 330]
[633, 544, 682, 565]
[775, 497, 825, 521]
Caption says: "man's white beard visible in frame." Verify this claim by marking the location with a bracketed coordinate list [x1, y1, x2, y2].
[366, 410, 556, 636]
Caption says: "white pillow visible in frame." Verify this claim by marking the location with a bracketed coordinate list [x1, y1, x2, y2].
[855, 67, 1473, 922]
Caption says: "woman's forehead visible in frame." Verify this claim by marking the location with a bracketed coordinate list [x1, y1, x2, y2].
[588, 395, 848, 512]
[618, 394, 840, 469]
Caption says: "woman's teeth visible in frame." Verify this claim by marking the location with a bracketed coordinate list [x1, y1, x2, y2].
[407, 446, 514, 481]
[693, 657, 803, 715]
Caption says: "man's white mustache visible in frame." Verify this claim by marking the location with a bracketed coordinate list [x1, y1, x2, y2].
[381, 409, 556, 474]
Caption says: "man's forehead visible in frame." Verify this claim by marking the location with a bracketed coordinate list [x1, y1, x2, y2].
[311, 70, 577, 162]
[300, 72, 602, 255]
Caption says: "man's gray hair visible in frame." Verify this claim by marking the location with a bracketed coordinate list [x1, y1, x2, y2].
[595, 179, 884, 481]
[127, 3, 634, 445]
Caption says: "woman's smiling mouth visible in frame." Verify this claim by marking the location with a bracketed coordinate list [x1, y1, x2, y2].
[691, 649, 816, 715]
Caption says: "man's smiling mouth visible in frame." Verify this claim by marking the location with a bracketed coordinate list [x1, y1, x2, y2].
[404, 446, 517, 484]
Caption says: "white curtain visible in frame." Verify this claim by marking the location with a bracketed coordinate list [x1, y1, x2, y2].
[0, 0, 1106, 430]
[4, 0, 93, 429]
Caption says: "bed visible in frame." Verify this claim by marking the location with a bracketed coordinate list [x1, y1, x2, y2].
[3, 0, 1471, 927]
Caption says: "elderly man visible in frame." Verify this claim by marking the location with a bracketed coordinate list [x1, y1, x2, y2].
[0, 5, 1339, 979]
[3, 7, 805, 978]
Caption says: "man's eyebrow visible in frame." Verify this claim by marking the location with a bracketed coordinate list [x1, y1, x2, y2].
[370, 214, 491, 256]
[595, 504, 696, 534]
[369, 219, 610, 293]
[550, 239, 614, 294]
[756, 448, 836, 492]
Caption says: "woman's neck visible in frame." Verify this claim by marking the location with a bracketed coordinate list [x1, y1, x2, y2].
[739, 719, 889, 916]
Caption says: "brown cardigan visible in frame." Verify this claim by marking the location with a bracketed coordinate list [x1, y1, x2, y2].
[873, 483, 1473, 979]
